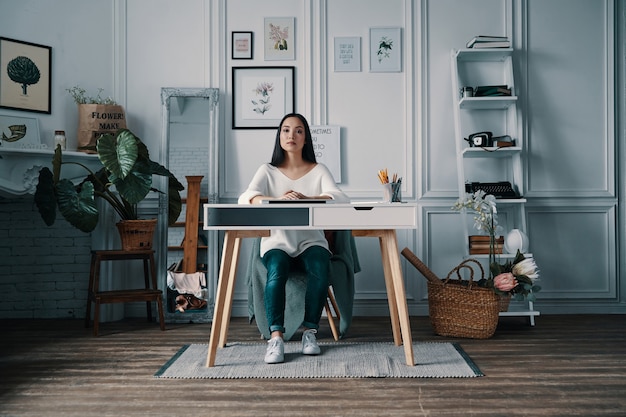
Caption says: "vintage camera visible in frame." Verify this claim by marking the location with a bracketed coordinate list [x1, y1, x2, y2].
[465, 131, 493, 147]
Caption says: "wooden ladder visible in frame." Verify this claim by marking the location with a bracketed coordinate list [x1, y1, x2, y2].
[181, 175, 204, 273]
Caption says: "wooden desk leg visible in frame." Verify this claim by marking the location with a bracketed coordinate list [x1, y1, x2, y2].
[382, 230, 414, 366]
[217, 233, 244, 347]
[206, 230, 238, 367]
[378, 234, 402, 346]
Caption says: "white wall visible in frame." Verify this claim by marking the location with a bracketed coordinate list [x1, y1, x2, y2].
[0, 0, 624, 320]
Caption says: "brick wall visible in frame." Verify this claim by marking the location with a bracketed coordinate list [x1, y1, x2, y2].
[0, 198, 92, 319]
[0, 147, 210, 319]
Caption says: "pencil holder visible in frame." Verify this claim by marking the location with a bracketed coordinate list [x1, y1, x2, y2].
[382, 182, 402, 203]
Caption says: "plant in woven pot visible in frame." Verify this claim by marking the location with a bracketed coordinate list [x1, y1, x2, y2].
[490, 251, 541, 305]
[34, 128, 184, 250]
[452, 190, 541, 310]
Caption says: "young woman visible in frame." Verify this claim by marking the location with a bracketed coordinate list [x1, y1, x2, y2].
[238, 113, 349, 364]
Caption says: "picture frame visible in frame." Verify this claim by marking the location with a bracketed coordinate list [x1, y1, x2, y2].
[334, 37, 361, 72]
[0, 37, 52, 114]
[264, 17, 295, 61]
[0, 114, 41, 148]
[369, 27, 402, 73]
[232, 32, 253, 60]
[232, 66, 294, 129]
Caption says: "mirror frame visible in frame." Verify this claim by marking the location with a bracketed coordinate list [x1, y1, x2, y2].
[159, 87, 220, 322]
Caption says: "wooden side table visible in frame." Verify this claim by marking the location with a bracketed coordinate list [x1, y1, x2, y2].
[85, 249, 165, 336]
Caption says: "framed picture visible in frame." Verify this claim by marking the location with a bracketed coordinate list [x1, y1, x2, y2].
[334, 37, 361, 72]
[232, 66, 294, 129]
[232, 32, 253, 60]
[0, 114, 41, 148]
[369, 27, 402, 73]
[0, 37, 52, 114]
[264, 17, 295, 61]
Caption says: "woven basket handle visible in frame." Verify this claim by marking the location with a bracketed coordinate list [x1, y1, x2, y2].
[444, 258, 485, 288]
[401, 247, 442, 286]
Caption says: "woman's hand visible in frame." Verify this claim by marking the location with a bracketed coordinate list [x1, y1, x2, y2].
[280, 190, 307, 200]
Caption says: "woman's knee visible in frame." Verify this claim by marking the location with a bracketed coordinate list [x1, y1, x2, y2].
[262, 249, 291, 278]
[300, 246, 331, 276]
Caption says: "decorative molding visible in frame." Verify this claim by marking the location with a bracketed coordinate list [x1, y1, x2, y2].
[0, 149, 99, 198]
[113, 0, 127, 108]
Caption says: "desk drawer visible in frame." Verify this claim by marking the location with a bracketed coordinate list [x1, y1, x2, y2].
[311, 204, 417, 229]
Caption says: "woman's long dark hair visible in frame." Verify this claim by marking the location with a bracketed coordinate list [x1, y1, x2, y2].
[270, 113, 317, 166]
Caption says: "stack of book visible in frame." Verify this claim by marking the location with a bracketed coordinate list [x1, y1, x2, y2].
[466, 35, 510, 49]
[469, 235, 504, 255]
[474, 85, 512, 97]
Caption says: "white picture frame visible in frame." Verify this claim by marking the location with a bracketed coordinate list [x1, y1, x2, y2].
[334, 37, 361, 72]
[310, 125, 342, 182]
[264, 17, 295, 61]
[369, 27, 402, 73]
[0, 114, 41, 148]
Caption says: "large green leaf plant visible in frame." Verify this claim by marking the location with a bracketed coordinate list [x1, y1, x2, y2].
[34, 128, 184, 233]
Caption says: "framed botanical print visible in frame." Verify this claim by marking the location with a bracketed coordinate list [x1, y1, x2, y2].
[232, 66, 295, 129]
[0, 37, 52, 114]
[264, 17, 295, 61]
[369, 27, 402, 73]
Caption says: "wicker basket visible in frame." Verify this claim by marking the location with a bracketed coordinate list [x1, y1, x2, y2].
[116, 219, 157, 251]
[498, 294, 512, 312]
[401, 248, 500, 339]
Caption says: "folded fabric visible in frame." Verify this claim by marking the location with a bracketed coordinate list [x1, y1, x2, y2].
[167, 271, 206, 298]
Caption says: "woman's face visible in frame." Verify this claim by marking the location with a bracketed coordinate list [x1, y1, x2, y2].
[279, 116, 306, 154]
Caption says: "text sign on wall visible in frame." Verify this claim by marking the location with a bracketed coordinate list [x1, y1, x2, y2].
[310, 125, 341, 183]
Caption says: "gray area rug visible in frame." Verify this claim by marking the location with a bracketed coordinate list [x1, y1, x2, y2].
[155, 342, 483, 379]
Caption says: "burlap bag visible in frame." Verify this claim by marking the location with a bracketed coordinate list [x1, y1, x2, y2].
[77, 104, 126, 153]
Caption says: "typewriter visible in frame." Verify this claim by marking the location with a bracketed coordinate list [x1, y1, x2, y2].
[465, 181, 520, 198]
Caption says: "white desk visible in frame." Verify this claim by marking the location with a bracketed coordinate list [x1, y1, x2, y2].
[203, 203, 418, 367]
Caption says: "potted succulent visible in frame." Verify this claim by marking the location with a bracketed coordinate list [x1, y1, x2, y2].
[34, 128, 184, 250]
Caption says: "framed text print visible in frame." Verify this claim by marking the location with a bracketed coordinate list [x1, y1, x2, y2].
[334, 37, 361, 72]
[0, 37, 52, 114]
[232, 66, 295, 129]
[369, 27, 402, 73]
[232, 32, 253, 59]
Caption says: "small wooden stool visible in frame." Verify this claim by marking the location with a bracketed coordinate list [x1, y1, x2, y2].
[85, 249, 165, 336]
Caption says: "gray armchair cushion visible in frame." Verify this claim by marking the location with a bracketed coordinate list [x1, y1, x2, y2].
[246, 230, 361, 341]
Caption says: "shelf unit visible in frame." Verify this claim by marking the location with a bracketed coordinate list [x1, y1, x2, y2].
[450, 48, 539, 325]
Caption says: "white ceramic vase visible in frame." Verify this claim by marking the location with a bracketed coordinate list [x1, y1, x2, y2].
[504, 229, 529, 254]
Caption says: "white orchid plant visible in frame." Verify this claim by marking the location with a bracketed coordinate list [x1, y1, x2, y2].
[452, 190, 541, 301]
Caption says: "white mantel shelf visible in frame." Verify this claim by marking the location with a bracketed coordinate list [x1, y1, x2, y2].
[0, 148, 100, 198]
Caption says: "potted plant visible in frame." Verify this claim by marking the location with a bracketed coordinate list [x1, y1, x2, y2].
[66, 86, 127, 153]
[34, 128, 184, 250]
[452, 190, 541, 308]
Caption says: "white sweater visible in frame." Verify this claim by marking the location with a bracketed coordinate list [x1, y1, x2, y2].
[238, 163, 349, 257]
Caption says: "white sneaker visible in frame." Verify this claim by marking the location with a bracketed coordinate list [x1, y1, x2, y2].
[302, 329, 321, 355]
[264, 336, 284, 364]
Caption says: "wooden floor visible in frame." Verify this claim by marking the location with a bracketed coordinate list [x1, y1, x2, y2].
[1, 314, 625, 417]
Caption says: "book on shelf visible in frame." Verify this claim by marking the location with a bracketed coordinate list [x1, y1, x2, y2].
[474, 85, 512, 97]
[471, 41, 511, 49]
[466, 35, 509, 48]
